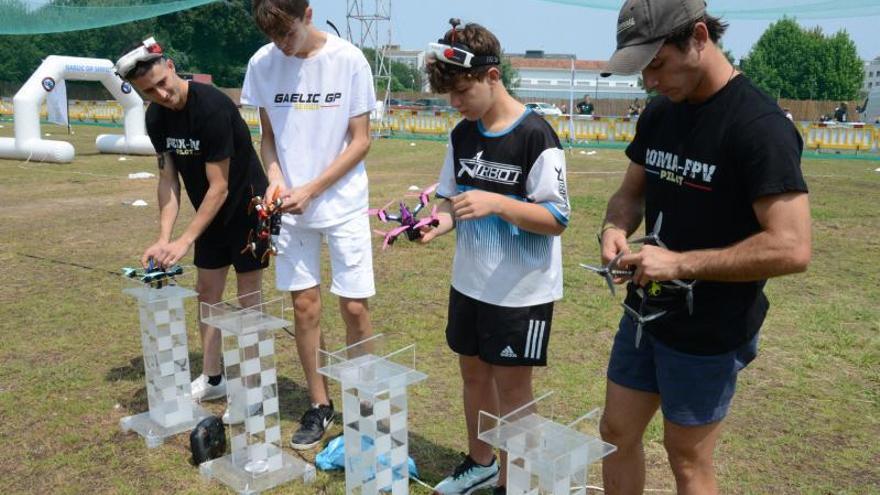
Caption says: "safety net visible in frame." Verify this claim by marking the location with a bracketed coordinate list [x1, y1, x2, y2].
[0, 0, 220, 35]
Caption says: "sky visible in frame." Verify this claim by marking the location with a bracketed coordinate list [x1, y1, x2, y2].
[314, 0, 879, 63]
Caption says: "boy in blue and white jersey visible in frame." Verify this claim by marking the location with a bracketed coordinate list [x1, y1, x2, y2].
[419, 20, 570, 495]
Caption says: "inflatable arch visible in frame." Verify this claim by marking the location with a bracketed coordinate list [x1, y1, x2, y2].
[0, 55, 154, 163]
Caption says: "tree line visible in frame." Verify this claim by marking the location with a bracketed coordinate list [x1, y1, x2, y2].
[0, 0, 428, 92]
[741, 18, 864, 101]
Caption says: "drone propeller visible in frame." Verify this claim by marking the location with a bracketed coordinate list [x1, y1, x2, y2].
[580, 252, 631, 296]
[412, 205, 441, 230]
[381, 225, 410, 249]
[621, 301, 667, 348]
[419, 182, 439, 207]
[669, 278, 697, 315]
[367, 199, 395, 222]
[630, 211, 666, 247]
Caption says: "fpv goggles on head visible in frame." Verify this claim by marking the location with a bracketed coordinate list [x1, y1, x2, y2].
[426, 18, 500, 69]
[114, 37, 163, 78]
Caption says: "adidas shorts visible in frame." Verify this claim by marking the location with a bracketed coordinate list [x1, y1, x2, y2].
[445, 286, 553, 366]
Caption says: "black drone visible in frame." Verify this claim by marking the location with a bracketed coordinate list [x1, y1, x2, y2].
[582, 211, 699, 347]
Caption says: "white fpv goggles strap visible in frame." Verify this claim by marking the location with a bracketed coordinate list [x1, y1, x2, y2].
[427, 42, 500, 69]
[114, 37, 163, 79]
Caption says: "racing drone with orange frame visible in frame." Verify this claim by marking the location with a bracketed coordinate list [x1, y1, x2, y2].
[241, 190, 283, 263]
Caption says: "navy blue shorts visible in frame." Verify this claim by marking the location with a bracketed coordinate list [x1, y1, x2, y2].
[607, 315, 758, 426]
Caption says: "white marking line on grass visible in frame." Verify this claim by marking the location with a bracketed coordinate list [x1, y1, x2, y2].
[18, 162, 128, 181]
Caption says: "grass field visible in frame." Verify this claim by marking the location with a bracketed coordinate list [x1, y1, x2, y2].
[0, 123, 877, 494]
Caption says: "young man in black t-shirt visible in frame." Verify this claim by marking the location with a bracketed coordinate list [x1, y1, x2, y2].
[576, 95, 594, 116]
[115, 39, 269, 420]
[419, 22, 570, 495]
[596, 1, 811, 493]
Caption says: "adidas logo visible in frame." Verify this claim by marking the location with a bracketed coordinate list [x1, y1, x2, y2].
[500, 346, 517, 358]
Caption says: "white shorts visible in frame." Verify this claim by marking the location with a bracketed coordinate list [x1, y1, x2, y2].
[275, 214, 375, 298]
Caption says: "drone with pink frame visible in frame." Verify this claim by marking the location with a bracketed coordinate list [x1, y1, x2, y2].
[368, 183, 440, 249]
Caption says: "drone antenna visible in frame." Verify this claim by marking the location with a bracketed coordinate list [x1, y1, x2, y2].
[449, 18, 461, 44]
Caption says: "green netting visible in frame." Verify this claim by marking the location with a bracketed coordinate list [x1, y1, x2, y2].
[0, 0, 220, 35]
[538, 0, 880, 19]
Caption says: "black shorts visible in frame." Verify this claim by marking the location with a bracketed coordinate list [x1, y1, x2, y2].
[194, 216, 268, 273]
[446, 286, 554, 366]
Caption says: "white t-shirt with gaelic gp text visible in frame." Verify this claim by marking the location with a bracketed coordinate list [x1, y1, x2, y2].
[437, 110, 570, 307]
[241, 34, 376, 228]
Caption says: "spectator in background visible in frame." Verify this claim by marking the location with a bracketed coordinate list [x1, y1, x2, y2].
[833, 102, 848, 123]
[559, 102, 568, 115]
[628, 98, 641, 118]
[576, 94, 595, 115]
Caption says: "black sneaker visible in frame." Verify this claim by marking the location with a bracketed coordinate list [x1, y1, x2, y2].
[289, 402, 334, 450]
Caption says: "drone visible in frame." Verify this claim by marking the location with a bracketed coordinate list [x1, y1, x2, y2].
[241, 192, 283, 263]
[368, 183, 440, 250]
[583, 211, 697, 314]
[581, 211, 700, 346]
[122, 261, 183, 289]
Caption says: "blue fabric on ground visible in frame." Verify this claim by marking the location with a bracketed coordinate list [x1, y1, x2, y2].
[316, 435, 419, 480]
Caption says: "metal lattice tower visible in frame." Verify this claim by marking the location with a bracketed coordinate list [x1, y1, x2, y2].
[346, 0, 392, 114]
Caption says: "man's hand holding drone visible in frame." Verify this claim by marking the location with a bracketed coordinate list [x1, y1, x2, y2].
[418, 200, 455, 243]
[619, 244, 686, 287]
[265, 180, 315, 215]
[141, 238, 192, 270]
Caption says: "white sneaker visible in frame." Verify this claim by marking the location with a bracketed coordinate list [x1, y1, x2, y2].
[222, 402, 263, 425]
[191, 374, 227, 402]
[222, 406, 243, 425]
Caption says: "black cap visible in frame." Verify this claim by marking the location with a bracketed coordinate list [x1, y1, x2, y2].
[602, 0, 706, 77]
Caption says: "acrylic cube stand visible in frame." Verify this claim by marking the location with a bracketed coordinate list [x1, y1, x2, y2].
[199, 295, 315, 494]
[120, 281, 211, 448]
[318, 334, 427, 494]
[478, 392, 617, 495]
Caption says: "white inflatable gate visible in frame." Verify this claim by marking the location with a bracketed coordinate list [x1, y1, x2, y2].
[0, 55, 154, 163]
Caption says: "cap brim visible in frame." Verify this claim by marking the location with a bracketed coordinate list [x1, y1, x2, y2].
[600, 39, 664, 77]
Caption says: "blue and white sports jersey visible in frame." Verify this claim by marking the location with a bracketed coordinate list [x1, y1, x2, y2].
[437, 110, 570, 307]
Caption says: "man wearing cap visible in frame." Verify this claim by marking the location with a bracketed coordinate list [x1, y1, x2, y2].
[115, 39, 270, 415]
[595, 1, 811, 493]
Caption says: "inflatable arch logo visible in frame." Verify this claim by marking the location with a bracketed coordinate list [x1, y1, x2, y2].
[0, 55, 155, 163]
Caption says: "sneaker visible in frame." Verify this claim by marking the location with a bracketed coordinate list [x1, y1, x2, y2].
[222, 402, 263, 425]
[191, 374, 226, 402]
[289, 402, 334, 450]
[433, 454, 499, 495]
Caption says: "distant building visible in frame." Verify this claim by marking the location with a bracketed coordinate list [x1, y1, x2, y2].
[507, 50, 645, 101]
[379, 46, 646, 99]
[863, 57, 880, 92]
[384, 45, 429, 92]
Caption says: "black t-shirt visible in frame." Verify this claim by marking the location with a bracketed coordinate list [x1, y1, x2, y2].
[624, 75, 808, 355]
[146, 82, 268, 242]
[576, 101, 594, 115]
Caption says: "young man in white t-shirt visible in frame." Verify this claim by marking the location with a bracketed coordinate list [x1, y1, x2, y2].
[242, 0, 376, 450]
